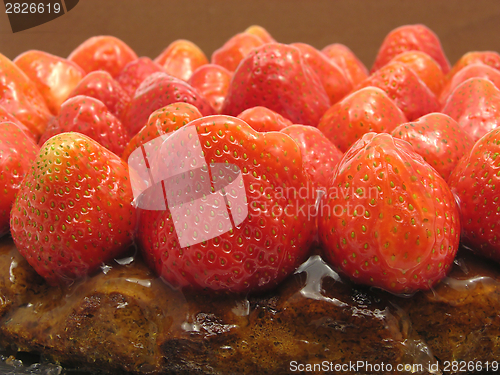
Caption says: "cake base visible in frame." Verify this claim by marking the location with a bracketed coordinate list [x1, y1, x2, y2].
[0, 237, 499, 374]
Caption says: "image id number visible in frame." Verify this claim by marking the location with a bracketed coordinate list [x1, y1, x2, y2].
[5, 3, 61, 14]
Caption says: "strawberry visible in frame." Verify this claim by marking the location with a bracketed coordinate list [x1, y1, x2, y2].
[14, 50, 85, 115]
[221, 43, 330, 126]
[447, 51, 500, 80]
[10, 132, 137, 285]
[0, 53, 52, 139]
[358, 61, 440, 121]
[135, 115, 316, 293]
[244, 25, 276, 43]
[122, 102, 202, 161]
[439, 63, 500, 106]
[371, 24, 450, 74]
[391, 113, 473, 182]
[67, 71, 131, 122]
[448, 127, 500, 263]
[321, 43, 368, 87]
[0, 122, 38, 236]
[441, 77, 500, 142]
[389, 50, 445, 96]
[318, 132, 460, 294]
[292, 43, 353, 105]
[155, 39, 208, 81]
[237, 106, 292, 132]
[68, 36, 138, 78]
[281, 125, 343, 192]
[39, 96, 129, 156]
[124, 72, 215, 137]
[211, 32, 265, 72]
[317, 87, 407, 152]
[188, 64, 232, 114]
[115, 57, 164, 98]
[0, 105, 37, 142]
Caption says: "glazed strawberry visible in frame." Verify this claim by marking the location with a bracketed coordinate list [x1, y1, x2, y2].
[318, 133, 460, 294]
[222, 43, 330, 126]
[317, 87, 407, 152]
[292, 43, 353, 105]
[442, 78, 500, 142]
[155, 39, 208, 81]
[321, 43, 368, 87]
[188, 64, 232, 114]
[447, 51, 500, 79]
[281, 125, 343, 192]
[389, 51, 445, 96]
[10, 132, 137, 285]
[439, 63, 500, 106]
[0, 122, 38, 236]
[371, 24, 450, 74]
[237, 106, 292, 132]
[122, 102, 202, 161]
[14, 50, 85, 115]
[244, 25, 276, 43]
[211, 32, 265, 72]
[136, 115, 316, 293]
[358, 61, 440, 121]
[0, 105, 37, 142]
[68, 36, 138, 78]
[0, 53, 52, 139]
[67, 71, 131, 122]
[124, 72, 215, 136]
[391, 113, 473, 181]
[448, 128, 500, 263]
[39, 96, 129, 156]
[115, 57, 164, 97]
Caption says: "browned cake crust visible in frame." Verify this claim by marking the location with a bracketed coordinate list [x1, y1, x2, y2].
[0, 237, 499, 374]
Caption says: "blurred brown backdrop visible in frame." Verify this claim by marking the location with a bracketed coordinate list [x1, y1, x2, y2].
[1, 0, 500, 70]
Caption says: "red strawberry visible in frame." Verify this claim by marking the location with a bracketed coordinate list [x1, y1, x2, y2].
[188, 64, 232, 114]
[10, 132, 137, 285]
[67, 71, 131, 122]
[389, 50, 445, 96]
[155, 39, 208, 81]
[0, 53, 52, 139]
[321, 43, 368, 87]
[447, 51, 500, 80]
[237, 106, 292, 132]
[0, 105, 37, 142]
[448, 127, 500, 263]
[439, 63, 500, 106]
[244, 25, 276, 43]
[221, 43, 330, 126]
[358, 61, 440, 121]
[122, 102, 202, 161]
[39, 96, 129, 156]
[318, 132, 460, 294]
[371, 24, 450, 74]
[14, 50, 85, 115]
[68, 36, 138, 78]
[0, 122, 38, 236]
[136, 115, 316, 293]
[211, 32, 265, 72]
[124, 72, 215, 136]
[281, 125, 343, 192]
[391, 113, 473, 181]
[441, 78, 500, 142]
[115, 57, 164, 98]
[317, 87, 407, 152]
[292, 43, 353, 105]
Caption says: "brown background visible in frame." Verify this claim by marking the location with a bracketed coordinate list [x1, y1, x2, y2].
[1, 0, 500, 70]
